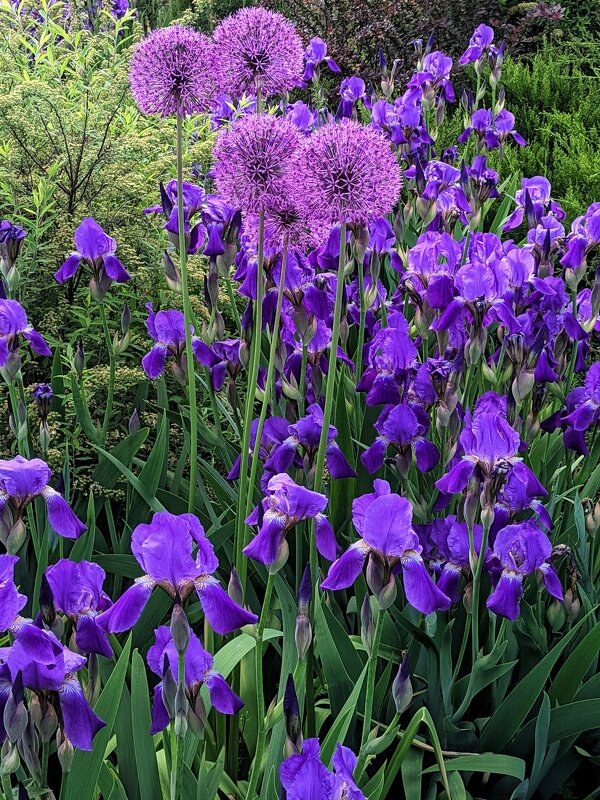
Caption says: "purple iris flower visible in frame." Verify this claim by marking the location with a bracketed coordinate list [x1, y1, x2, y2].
[356, 313, 418, 406]
[147, 625, 242, 735]
[0, 299, 51, 379]
[0, 456, 86, 547]
[503, 176, 565, 231]
[487, 110, 527, 149]
[458, 108, 492, 148]
[228, 416, 293, 490]
[486, 521, 562, 620]
[0, 219, 26, 273]
[280, 738, 365, 800]
[339, 76, 366, 118]
[96, 512, 257, 636]
[407, 51, 455, 104]
[459, 24, 495, 65]
[401, 231, 462, 316]
[0, 556, 26, 631]
[562, 361, 600, 433]
[321, 480, 450, 614]
[264, 403, 357, 481]
[302, 37, 339, 82]
[142, 303, 212, 383]
[435, 406, 544, 508]
[244, 474, 336, 568]
[561, 206, 600, 275]
[54, 218, 130, 301]
[1, 623, 104, 750]
[361, 402, 439, 476]
[45, 560, 112, 658]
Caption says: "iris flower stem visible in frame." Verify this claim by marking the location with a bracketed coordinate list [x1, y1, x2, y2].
[1, 773, 12, 799]
[41, 741, 49, 791]
[15, 374, 31, 457]
[361, 607, 385, 750]
[176, 113, 199, 515]
[311, 223, 347, 586]
[244, 243, 288, 525]
[225, 277, 242, 334]
[235, 212, 265, 590]
[171, 650, 187, 800]
[298, 342, 308, 418]
[98, 303, 116, 445]
[245, 572, 274, 800]
[469, 513, 491, 667]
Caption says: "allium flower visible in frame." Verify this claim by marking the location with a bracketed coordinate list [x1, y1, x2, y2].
[0, 556, 26, 631]
[0, 299, 51, 379]
[147, 625, 242, 735]
[244, 474, 336, 568]
[294, 120, 402, 226]
[321, 480, 450, 614]
[1, 624, 104, 750]
[54, 218, 130, 301]
[213, 113, 301, 215]
[129, 26, 214, 117]
[97, 512, 257, 636]
[212, 7, 303, 99]
[0, 456, 86, 551]
[142, 303, 212, 383]
[45, 560, 112, 658]
[302, 37, 339, 82]
[280, 738, 366, 800]
[459, 24, 495, 65]
[486, 521, 562, 620]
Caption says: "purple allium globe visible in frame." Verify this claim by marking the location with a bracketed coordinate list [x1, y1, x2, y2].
[129, 25, 214, 117]
[244, 202, 329, 256]
[213, 113, 301, 215]
[294, 120, 402, 226]
[212, 7, 303, 99]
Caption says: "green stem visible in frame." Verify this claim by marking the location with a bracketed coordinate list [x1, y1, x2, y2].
[244, 244, 288, 525]
[1, 773, 12, 799]
[298, 342, 308, 418]
[470, 514, 491, 666]
[235, 212, 265, 591]
[98, 303, 116, 445]
[245, 573, 274, 800]
[361, 608, 385, 748]
[171, 651, 186, 800]
[311, 223, 347, 584]
[41, 740, 49, 793]
[176, 114, 198, 514]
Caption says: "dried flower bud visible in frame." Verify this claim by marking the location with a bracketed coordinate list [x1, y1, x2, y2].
[563, 588, 581, 623]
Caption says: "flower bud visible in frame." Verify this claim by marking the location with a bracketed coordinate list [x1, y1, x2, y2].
[163, 251, 182, 293]
[392, 652, 413, 715]
[376, 575, 397, 611]
[128, 407, 141, 436]
[463, 582, 473, 614]
[0, 741, 20, 775]
[56, 730, 74, 774]
[4, 673, 27, 744]
[6, 518, 26, 555]
[30, 695, 58, 744]
[283, 674, 302, 757]
[121, 303, 131, 336]
[171, 604, 190, 656]
[563, 588, 581, 623]
[174, 683, 188, 738]
[18, 720, 40, 784]
[361, 595, 375, 655]
[547, 599, 566, 632]
[161, 656, 176, 720]
[269, 539, 289, 574]
[74, 338, 85, 378]
[585, 500, 600, 536]
[39, 574, 56, 628]
[228, 567, 244, 607]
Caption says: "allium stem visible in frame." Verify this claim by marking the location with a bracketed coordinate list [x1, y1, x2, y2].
[98, 303, 116, 445]
[245, 572, 274, 800]
[311, 222, 347, 581]
[176, 114, 198, 514]
[244, 243, 288, 525]
[235, 212, 265, 590]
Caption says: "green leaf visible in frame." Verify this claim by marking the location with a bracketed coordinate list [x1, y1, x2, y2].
[320, 663, 368, 766]
[93, 428, 149, 489]
[549, 619, 600, 705]
[63, 635, 132, 800]
[131, 650, 161, 800]
[423, 753, 526, 780]
[127, 412, 168, 529]
[71, 375, 101, 444]
[479, 611, 594, 752]
[92, 444, 165, 515]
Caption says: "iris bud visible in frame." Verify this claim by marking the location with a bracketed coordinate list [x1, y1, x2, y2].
[392, 652, 413, 715]
[361, 595, 375, 655]
[283, 675, 302, 757]
[171, 604, 190, 656]
[0, 741, 20, 775]
[56, 731, 75, 773]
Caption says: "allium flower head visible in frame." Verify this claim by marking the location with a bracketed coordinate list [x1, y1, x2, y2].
[129, 25, 214, 117]
[213, 113, 301, 215]
[212, 7, 303, 99]
[294, 120, 402, 225]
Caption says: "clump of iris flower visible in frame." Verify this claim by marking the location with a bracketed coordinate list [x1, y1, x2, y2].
[96, 512, 257, 636]
[147, 625, 243, 735]
[244, 474, 336, 570]
[294, 119, 402, 226]
[129, 25, 214, 117]
[0, 455, 86, 552]
[302, 37, 339, 82]
[54, 218, 130, 302]
[0, 623, 105, 751]
[486, 521, 563, 620]
[45, 559, 113, 658]
[141, 303, 212, 383]
[321, 479, 450, 614]
[0, 298, 51, 380]
[213, 113, 301, 215]
[280, 737, 366, 800]
[212, 7, 304, 99]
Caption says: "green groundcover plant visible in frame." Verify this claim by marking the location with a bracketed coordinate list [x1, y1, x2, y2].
[0, 3, 600, 800]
